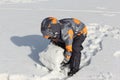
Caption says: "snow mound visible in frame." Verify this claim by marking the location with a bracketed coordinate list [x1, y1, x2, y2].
[39, 43, 64, 71]
[113, 51, 120, 58]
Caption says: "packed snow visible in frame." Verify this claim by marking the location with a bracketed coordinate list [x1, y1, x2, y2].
[0, 0, 120, 80]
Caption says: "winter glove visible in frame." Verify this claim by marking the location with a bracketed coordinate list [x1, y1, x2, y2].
[65, 52, 71, 62]
[61, 51, 71, 65]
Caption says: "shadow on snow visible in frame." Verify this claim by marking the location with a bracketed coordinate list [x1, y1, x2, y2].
[11, 35, 49, 65]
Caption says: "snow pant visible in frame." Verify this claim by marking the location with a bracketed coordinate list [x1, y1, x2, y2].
[70, 34, 86, 70]
[53, 34, 86, 70]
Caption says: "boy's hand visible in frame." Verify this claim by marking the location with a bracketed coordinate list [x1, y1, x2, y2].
[61, 52, 71, 65]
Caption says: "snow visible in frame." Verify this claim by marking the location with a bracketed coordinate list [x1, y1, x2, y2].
[114, 51, 120, 58]
[39, 43, 64, 71]
[0, 0, 120, 80]
[0, 0, 48, 4]
[67, 37, 120, 80]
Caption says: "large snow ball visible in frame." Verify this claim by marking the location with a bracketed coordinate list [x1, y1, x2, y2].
[39, 43, 64, 71]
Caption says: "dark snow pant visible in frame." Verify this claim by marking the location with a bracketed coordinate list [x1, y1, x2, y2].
[70, 34, 86, 70]
[53, 34, 86, 70]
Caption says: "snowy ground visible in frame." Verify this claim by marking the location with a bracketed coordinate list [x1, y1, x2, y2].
[0, 0, 120, 80]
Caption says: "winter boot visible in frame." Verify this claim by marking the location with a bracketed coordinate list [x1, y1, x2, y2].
[68, 68, 79, 76]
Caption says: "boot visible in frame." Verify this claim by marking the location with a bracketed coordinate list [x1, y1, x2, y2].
[61, 61, 69, 67]
[68, 68, 79, 76]
[60, 61, 70, 70]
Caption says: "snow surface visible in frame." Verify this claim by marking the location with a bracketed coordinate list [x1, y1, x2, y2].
[0, 0, 120, 80]
[0, 0, 48, 4]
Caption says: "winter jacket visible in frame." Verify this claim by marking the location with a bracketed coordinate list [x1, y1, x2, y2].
[59, 18, 87, 53]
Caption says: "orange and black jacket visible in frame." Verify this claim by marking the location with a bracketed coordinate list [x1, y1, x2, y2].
[59, 18, 87, 53]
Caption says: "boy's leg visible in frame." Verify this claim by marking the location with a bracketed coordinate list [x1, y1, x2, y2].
[68, 34, 86, 76]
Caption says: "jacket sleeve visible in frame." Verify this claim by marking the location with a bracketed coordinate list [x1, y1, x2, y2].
[61, 27, 74, 52]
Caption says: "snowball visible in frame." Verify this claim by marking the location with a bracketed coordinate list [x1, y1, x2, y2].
[39, 43, 64, 71]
